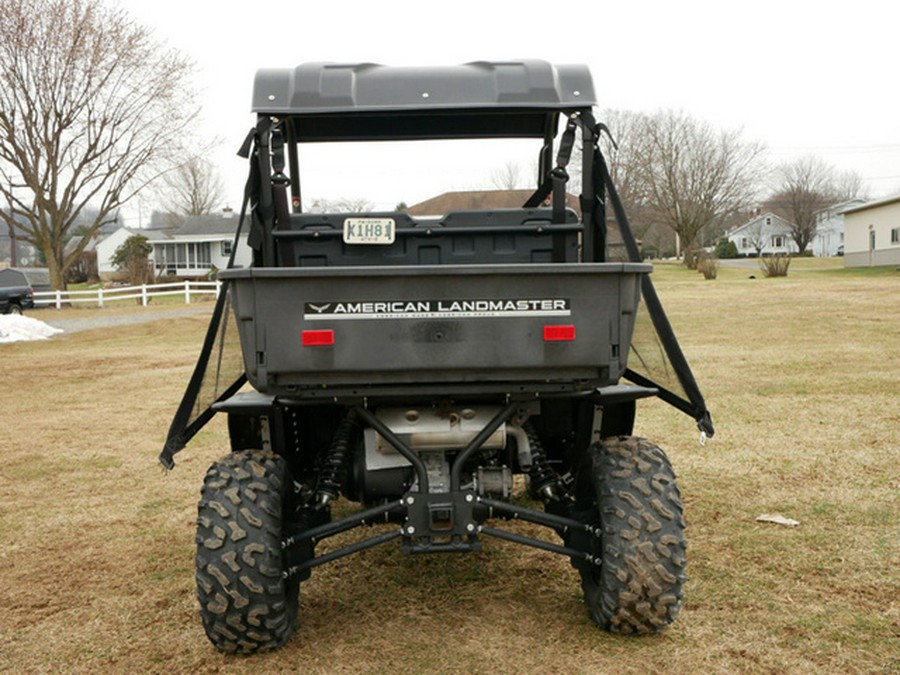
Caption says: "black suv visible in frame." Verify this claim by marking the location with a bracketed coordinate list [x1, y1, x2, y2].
[0, 269, 36, 314]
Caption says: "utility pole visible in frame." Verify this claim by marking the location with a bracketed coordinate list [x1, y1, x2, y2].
[8, 225, 16, 267]
[6, 178, 17, 267]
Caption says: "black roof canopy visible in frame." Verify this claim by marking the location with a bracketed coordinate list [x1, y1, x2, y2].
[252, 60, 597, 142]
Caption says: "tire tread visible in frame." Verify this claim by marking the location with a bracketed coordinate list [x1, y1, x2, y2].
[580, 436, 687, 634]
[196, 449, 297, 653]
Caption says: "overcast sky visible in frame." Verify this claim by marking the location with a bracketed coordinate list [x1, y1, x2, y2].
[114, 0, 898, 220]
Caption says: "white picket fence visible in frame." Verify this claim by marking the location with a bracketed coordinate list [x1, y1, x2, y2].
[34, 280, 222, 309]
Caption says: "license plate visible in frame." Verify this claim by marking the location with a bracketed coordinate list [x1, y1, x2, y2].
[343, 218, 396, 245]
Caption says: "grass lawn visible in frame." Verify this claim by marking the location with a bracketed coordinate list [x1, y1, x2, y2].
[0, 261, 897, 673]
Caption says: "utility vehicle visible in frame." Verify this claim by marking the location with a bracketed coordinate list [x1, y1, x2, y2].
[162, 60, 714, 653]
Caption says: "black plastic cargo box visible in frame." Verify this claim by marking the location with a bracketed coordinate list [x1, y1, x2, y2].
[220, 262, 650, 398]
[273, 209, 581, 267]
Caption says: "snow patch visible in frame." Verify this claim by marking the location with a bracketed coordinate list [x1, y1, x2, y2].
[0, 315, 64, 343]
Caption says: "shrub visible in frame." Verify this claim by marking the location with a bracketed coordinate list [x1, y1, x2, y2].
[697, 252, 719, 280]
[111, 234, 155, 294]
[65, 250, 98, 284]
[686, 249, 701, 270]
[714, 237, 739, 259]
[760, 254, 791, 277]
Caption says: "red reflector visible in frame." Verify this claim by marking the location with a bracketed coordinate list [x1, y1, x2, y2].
[544, 325, 576, 342]
[302, 329, 334, 346]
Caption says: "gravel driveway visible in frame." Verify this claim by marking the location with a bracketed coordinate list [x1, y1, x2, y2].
[42, 305, 212, 334]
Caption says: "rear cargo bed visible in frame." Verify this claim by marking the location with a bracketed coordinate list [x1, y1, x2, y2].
[220, 263, 650, 397]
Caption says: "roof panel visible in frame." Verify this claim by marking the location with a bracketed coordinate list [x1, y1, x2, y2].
[252, 60, 596, 115]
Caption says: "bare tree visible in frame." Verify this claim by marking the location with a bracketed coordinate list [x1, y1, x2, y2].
[0, 0, 196, 288]
[629, 110, 766, 262]
[746, 220, 767, 257]
[766, 156, 865, 255]
[834, 169, 866, 203]
[309, 198, 374, 213]
[599, 109, 658, 243]
[490, 161, 527, 190]
[335, 198, 374, 212]
[163, 157, 225, 218]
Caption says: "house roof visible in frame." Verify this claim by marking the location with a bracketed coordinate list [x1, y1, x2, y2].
[63, 235, 98, 256]
[406, 189, 579, 216]
[138, 228, 173, 241]
[842, 193, 900, 215]
[173, 213, 240, 236]
[728, 211, 795, 236]
[97, 214, 239, 245]
[816, 198, 867, 216]
[97, 226, 171, 245]
[405, 189, 624, 245]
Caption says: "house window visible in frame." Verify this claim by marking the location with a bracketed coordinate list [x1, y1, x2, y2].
[195, 242, 211, 267]
[155, 242, 211, 272]
[221, 239, 233, 256]
[771, 235, 785, 248]
[741, 237, 749, 249]
[892, 227, 900, 244]
[765, 216, 772, 226]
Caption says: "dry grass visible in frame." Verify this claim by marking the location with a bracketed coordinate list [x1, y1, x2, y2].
[1, 260, 897, 673]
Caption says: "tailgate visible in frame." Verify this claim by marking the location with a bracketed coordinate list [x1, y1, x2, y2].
[220, 263, 650, 396]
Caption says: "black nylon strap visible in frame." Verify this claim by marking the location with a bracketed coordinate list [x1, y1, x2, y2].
[270, 125, 292, 231]
[241, 123, 266, 251]
[522, 178, 552, 208]
[556, 116, 578, 169]
[596, 121, 618, 151]
[552, 168, 568, 224]
[552, 116, 578, 223]
[596, 149, 714, 437]
[523, 115, 580, 223]
[159, 140, 259, 469]
[237, 126, 255, 159]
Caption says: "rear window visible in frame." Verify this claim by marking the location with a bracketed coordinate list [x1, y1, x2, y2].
[0, 271, 29, 288]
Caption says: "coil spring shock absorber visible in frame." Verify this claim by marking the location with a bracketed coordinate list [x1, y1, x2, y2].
[315, 411, 359, 505]
[524, 422, 561, 501]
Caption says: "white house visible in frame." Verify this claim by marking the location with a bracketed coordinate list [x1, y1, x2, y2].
[811, 199, 866, 257]
[727, 212, 798, 256]
[842, 194, 900, 268]
[96, 210, 252, 279]
[95, 226, 168, 277]
[152, 211, 252, 277]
